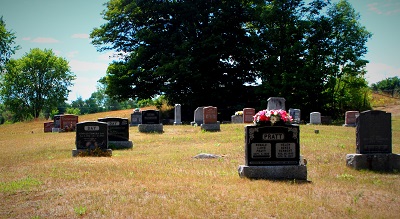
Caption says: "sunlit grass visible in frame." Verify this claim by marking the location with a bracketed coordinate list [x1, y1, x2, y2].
[0, 110, 399, 218]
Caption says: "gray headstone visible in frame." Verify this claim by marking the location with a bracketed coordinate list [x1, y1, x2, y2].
[356, 110, 392, 154]
[191, 107, 204, 126]
[174, 104, 182, 125]
[289, 108, 300, 124]
[267, 97, 286, 110]
[98, 117, 129, 141]
[130, 110, 142, 126]
[309, 112, 321, 124]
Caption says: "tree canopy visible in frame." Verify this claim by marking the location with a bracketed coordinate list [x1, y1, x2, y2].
[91, 0, 372, 120]
[0, 48, 75, 121]
[0, 17, 20, 72]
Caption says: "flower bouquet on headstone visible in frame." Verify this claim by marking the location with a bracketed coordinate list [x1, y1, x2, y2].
[235, 111, 243, 116]
[253, 109, 292, 126]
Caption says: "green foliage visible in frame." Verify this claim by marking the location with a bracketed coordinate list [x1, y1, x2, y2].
[65, 107, 80, 115]
[371, 76, 400, 97]
[50, 109, 59, 120]
[0, 48, 75, 121]
[90, 0, 372, 119]
[0, 17, 20, 71]
[0, 176, 42, 194]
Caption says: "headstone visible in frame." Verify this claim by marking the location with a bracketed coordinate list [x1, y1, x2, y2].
[191, 107, 204, 126]
[231, 115, 243, 124]
[73, 121, 112, 156]
[98, 117, 133, 149]
[289, 108, 301, 124]
[309, 112, 321, 125]
[52, 115, 61, 132]
[60, 114, 78, 132]
[174, 104, 182, 125]
[267, 97, 286, 110]
[321, 116, 332, 125]
[346, 110, 400, 172]
[44, 122, 54, 133]
[138, 110, 163, 133]
[343, 111, 359, 127]
[130, 109, 142, 126]
[238, 124, 307, 180]
[243, 108, 256, 123]
[356, 110, 391, 154]
[201, 106, 220, 131]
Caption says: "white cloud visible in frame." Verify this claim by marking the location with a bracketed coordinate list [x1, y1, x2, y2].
[365, 62, 400, 84]
[31, 37, 59, 43]
[367, 1, 400, 15]
[71, 33, 90, 39]
[22, 37, 31, 41]
[67, 51, 79, 58]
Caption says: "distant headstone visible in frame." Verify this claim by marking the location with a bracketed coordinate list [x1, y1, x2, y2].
[174, 104, 182, 125]
[201, 106, 220, 131]
[138, 110, 163, 133]
[346, 110, 400, 172]
[289, 108, 301, 124]
[98, 117, 133, 149]
[267, 97, 286, 110]
[243, 108, 255, 123]
[130, 109, 142, 126]
[343, 111, 359, 127]
[52, 115, 61, 132]
[191, 107, 204, 126]
[321, 116, 332, 125]
[142, 110, 160, 124]
[44, 122, 54, 133]
[309, 112, 321, 125]
[73, 121, 112, 156]
[231, 115, 243, 123]
[356, 110, 391, 154]
[238, 124, 307, 180]
[60, 114, 78, 132]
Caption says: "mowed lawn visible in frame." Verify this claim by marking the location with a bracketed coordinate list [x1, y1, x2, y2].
[0, 109, 399, 218]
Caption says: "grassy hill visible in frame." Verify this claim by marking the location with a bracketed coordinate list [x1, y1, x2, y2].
[0, 102, 399, 218]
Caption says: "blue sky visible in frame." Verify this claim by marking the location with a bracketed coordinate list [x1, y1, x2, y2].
[1, 0, 399, 103]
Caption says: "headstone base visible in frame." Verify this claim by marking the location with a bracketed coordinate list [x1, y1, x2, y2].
[72, 149, 112, 157]
[201, 122, 221, 131]
[174, 122, 182, 125]
[346, 153, 400, 172]
[238, 165, 307, 180]
[130, 124, 139, 127]
[108, 141, 133, 150]
[52, 128, 60, 133]
[231, 115, 243, 124]
[342, 123, 356, 127]
[138, 124, 163, 133]
[190, 121, 201, 126]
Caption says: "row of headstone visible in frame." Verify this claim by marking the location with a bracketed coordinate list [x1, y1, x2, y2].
[72, 117, 133, 156]
[231, 108, 256, 124]
[44, 114, 79, 133]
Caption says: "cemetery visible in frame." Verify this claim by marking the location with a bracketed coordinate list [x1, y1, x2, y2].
[1, 102, 399, 218]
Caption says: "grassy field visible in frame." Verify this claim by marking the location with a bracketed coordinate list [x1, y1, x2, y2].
[0, 106, 399, 218]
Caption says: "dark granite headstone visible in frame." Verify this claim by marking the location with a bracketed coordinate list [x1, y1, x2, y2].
[245, 125, 300, 166]
[44, 122, 54, 133]
[75, 121, 108, 150]
[98, 117, 129, 141]
[356, 110, 392, 154]
[130, 110, 142, 126]
[141, 110, 160, 124]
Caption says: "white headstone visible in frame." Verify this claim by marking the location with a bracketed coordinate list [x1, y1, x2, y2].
[309, 112, 321, 124]
[174, 104, 182, 125]
[267, 97, 286, 110]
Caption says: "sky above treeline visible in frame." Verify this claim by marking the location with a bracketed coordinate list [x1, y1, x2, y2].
[1, 0, 399, 102]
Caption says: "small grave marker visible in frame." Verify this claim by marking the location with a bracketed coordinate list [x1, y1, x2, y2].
[243, 108, 255, 123]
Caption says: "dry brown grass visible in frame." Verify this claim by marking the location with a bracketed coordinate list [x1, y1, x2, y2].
[0, 110, 399, 218]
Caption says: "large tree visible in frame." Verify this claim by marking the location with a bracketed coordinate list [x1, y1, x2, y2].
[0, 48, 75, 120]
[91, 0, 259, 116]
[0, 17, 20, 72]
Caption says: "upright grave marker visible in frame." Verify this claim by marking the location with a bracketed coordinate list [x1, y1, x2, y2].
[346, 110, 400, 171]
[243, 108, 255, 123]
[44, 122, 54, 133]
[52, 115, 61, 132]
[309, 112, 321, 125]
[201, 106, 220, 131]
[191, 107, 204, 126]
[174, 104, 182, 125]
[343, 111, 359, 127]
[60, 114, 78, 132]
[130, 108, 142, 126]
[289, 108, 301, 124]
[138, 110, 163, 133]
[72, 121, 112, 157]
[98, 117, 133, 149]
[267, 97, 286, 110]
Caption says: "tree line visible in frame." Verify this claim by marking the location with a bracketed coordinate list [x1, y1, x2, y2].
[0, 0, 385, 123]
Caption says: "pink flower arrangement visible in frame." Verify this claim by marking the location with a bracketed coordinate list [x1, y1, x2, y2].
[253, 109, 292, 125]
